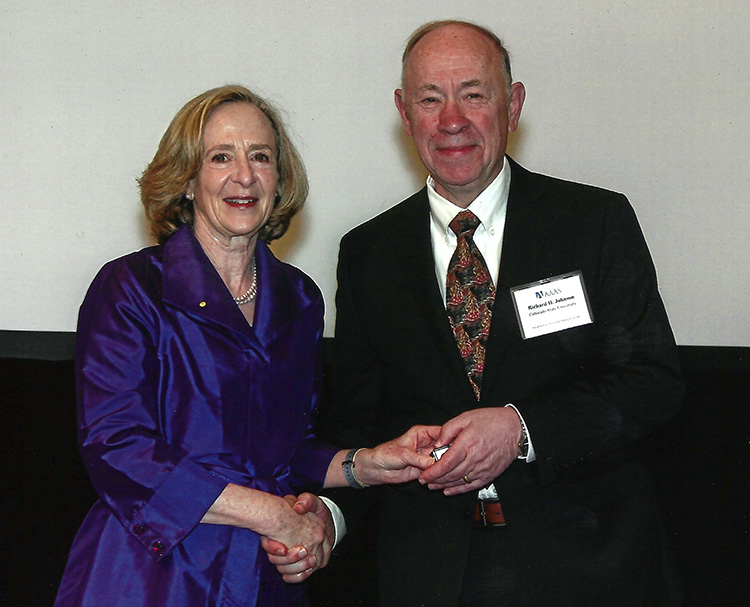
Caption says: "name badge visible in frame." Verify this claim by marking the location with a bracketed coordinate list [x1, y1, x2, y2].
[510, 271, 593, 339]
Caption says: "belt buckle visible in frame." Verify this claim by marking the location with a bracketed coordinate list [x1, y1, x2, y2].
[476, 500, 506, 527]
[479, 501, 489, 526]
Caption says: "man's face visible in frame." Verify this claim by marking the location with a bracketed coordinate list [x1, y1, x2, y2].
[395, 25, 524, 207]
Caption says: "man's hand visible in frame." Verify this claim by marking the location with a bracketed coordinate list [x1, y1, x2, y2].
[260, 493, 335, 583]
[418, 408, 522, 495]
[354, 425, 441, 486]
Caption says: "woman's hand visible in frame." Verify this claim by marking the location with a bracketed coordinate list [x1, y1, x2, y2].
[323, 425, 441, 489]
[356, 424, 441, 485]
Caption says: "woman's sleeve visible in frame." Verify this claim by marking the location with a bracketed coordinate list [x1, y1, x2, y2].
[75, 261, 227, 561]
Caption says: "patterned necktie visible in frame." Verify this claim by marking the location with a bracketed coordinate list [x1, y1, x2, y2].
[446, 210, 496, 400]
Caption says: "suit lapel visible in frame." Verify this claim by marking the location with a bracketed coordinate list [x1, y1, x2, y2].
[395, 190, 480, 401]
[482, 160, 553, 397]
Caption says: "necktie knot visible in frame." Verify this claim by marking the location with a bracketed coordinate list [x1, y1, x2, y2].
[449, 210, 481, 238]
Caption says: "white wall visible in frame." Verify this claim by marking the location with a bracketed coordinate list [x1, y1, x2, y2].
[2, 0, 748, 345]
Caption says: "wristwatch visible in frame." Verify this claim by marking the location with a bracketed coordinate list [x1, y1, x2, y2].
[517, 423, 530, 459]
[342, 448, 368, 489]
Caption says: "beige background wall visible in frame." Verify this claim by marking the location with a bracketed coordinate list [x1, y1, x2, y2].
[2, 1, 748, 345]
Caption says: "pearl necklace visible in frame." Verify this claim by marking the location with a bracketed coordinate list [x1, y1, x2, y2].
[233, 258, 257, 306]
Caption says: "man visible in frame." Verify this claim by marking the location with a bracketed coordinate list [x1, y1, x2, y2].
[318, 19, 684, 607]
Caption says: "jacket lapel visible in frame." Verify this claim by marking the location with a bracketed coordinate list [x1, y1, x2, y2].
[162, 226, 254, 340]
[252, 241, 316, 350]
[396, 190, 479, 400]
[482, 159, 552, 396]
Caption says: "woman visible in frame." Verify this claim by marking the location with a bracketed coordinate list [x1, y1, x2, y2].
[55, 85, 436, 607]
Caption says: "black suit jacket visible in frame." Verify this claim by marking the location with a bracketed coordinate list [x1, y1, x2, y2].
[321, 158, 683, 606]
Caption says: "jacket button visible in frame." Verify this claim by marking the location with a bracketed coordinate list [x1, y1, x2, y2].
[133, 524, 146, 535]
[150, 541, 164, 554]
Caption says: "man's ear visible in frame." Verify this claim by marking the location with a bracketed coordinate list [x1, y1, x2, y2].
[507, 82, 526, 133]
[394, 89, 413, 137]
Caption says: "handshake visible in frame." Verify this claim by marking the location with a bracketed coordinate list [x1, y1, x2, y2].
[260, 423, 443, 583]
[261, 406, 524, 582]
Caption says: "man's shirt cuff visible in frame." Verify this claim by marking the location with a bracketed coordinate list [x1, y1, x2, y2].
[318, 495, 347, 547]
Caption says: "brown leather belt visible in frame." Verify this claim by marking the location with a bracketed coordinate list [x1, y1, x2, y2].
[475, 500, 506, 526]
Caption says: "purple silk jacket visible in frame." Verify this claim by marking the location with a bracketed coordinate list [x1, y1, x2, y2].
[55, 226, 338, 607]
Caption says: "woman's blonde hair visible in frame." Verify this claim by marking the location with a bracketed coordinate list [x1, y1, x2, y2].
[139, 84, 308, 244]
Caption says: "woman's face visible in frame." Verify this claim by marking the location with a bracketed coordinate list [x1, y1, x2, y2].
[188, 102, 279, 246]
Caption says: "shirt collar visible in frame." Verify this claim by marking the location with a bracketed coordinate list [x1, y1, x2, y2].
[426, 157, 511, 235]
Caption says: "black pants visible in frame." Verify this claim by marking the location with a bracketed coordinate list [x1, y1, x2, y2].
[459, 525, 532, 606]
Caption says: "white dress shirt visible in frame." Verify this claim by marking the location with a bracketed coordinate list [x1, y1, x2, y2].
[427, 162, 510, 301]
